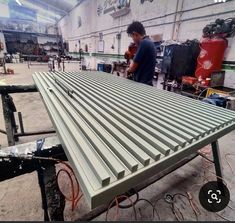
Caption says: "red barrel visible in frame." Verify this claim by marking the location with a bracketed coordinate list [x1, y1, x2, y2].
[195, 38, 228, 79]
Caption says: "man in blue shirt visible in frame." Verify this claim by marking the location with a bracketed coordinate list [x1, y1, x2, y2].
[127, 21, 156, 86]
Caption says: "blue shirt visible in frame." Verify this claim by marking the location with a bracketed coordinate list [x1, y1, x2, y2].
[133, 36, 156, 86]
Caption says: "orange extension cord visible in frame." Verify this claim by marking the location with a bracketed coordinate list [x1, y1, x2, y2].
[56, 160, 83, 211]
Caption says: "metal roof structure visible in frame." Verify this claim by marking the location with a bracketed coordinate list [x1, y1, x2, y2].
[1, 0, 83, 23]
[25, 0, 83, 20]
[33, 71, 235, 209]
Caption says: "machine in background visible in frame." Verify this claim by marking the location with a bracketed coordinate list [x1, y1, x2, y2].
[161, 17, 235, 109]
[161, 39, 200, 90]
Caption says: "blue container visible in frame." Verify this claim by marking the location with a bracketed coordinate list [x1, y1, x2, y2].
[97, 63, 105, 71]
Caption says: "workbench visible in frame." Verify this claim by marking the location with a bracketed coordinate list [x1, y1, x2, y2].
[33, 71, 235, 210]
[1, 71, 235, 220]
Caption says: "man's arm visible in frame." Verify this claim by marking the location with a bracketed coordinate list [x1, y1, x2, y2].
[127, 62, 138, 73]
[127, 40, 146, 73]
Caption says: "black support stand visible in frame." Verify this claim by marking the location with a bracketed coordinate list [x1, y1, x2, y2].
[211, 140, 225, 194]
[0, 85, 55, 146]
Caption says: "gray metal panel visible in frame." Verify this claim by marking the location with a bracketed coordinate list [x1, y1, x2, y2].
[33, 71, 235, 209]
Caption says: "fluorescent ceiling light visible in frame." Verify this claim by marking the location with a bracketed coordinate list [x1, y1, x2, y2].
[15, 0, 22, 6]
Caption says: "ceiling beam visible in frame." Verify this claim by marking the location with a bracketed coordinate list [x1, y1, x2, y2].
[68, 0, 84, 13]
[30, 0, 67, 15]
[56, 0, 84, 25]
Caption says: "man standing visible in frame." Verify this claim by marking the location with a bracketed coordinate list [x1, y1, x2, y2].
[126, 21, 156, 86]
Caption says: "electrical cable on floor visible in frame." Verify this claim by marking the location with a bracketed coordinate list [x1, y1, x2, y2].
[118, 189, 139, 209]
[187, 192, 201, 219]
[105, 195, 137, 221]
[56, 160, 83, 212]
[172, 193, 199, 221]
[154, 197, 173, 220]
[30, 156, 83, 212]
[200, 152, 228, 186]
[172, 203, 184, 221]
[154, 193, 200, 221]
[215, 212, 231, 221]
[199, 151, 233, 221]
[138, 207, 143, 220]
[105, 191, 161, 221]
[166, 194, 185, 221]
[117, 189, 159, 220]
[154, 149, 233, 222]
[135, 198, 160, 220]
[104, 151, 235, 221]
[199, 149, 228, 184]
[0, 153, 83, 213]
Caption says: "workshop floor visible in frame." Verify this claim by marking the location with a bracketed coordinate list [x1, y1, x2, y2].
[0, 62, 235, 221]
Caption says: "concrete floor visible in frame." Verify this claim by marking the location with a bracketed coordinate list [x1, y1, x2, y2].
[0, 62, 235, 221]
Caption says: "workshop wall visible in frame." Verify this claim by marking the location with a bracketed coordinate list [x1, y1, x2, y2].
[58, 0, 235, 86]
[58, 0, 177, 54]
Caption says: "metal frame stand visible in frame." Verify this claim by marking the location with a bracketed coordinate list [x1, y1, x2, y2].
[35, 138, 65, 221]
[0, 137, 66, 220]
[2, 57, 7, 74]
[211, 140, 225, 193]
[1, 94, 18, 145]
[0, 85, 56, 146]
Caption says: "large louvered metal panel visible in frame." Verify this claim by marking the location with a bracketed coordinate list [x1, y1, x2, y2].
[33, 71, 235, 209]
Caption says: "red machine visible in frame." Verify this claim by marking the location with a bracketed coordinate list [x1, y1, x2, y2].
[183, 37, 228, 87]
[181, 17, 232, 93]
[195, 37, 228, 81]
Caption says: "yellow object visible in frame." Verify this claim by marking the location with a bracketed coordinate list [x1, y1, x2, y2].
[206, 88, 231, 97]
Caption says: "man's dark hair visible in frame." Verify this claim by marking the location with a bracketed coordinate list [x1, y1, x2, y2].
[127, 21, 146, 36]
